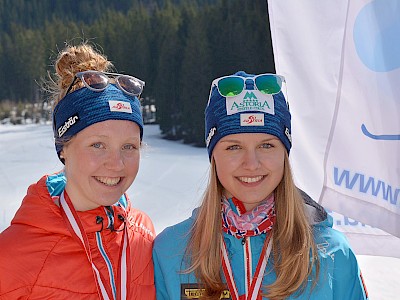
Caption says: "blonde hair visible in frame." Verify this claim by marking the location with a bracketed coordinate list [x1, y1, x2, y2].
[186, 154, 319, 300]
[47, 42, 113, 106]
[45, 42, 113, 152]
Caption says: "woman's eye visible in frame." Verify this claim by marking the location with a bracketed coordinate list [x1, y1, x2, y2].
[92, 142, 103, 149]
[260, 143, 273, 149]
[226, 145, 241, 150]
[122, 144, 136, 150]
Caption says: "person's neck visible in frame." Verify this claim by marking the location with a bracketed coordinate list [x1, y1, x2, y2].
[224, 192, 274, 212]
[64, 186, 99, 212]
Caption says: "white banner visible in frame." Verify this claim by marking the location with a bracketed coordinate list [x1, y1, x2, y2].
[268, 0, 400, 256]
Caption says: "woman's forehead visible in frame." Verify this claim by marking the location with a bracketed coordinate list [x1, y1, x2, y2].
[219, 132, 279, 142]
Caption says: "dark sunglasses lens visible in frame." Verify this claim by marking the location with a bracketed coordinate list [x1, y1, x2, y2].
[82, 72, 108, 90]
[118, 76, 143, 95]
[218, 77, 244, 97]
[255, 75, 283, 94]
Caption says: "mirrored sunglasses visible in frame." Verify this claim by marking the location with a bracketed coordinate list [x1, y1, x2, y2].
[211, 73, 285, 97]
[66, 70, 145, 96]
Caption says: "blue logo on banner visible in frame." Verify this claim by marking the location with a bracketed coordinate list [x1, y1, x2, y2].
[361, 124, 400, 140]
[354, 0, 400, 140]
[334, 167, 399, 207]
[354, 0, 400, 72]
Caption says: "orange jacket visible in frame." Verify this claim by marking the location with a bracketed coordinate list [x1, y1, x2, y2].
[0, 174, 155, 299]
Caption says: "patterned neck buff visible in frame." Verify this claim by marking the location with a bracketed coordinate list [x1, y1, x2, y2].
[221, 194, 276, 239]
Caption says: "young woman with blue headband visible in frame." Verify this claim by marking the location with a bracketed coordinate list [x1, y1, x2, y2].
[0, 43, 155, 299]
[153, 71, 368, 299]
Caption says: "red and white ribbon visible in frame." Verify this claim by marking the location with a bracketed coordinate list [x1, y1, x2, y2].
[59, 191, 128, 300]
[222, 234, 272, 300]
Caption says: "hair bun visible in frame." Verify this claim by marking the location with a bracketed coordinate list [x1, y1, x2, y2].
[54, 43, 113, 102]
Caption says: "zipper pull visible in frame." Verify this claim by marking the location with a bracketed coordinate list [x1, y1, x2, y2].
[241, 237, 246, 245]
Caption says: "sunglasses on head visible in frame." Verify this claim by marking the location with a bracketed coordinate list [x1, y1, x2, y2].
[65, 70, 145, 96]
[211, 73, 285, 97]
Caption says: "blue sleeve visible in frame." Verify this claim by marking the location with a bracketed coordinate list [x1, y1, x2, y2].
[152, 216, 198, 300]
[332, 240, 369, 300]
[153, 245, 170, 300]
[152, 223, 191, 300]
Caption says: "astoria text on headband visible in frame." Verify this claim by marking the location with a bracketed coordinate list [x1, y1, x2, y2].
[205, 71, 292, 158]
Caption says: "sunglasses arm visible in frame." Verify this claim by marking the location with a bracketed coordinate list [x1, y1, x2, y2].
[65, 77, 78, 96]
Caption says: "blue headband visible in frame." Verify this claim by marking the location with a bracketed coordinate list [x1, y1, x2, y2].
[53, 84, 143, 162]
[205, 71, 292, 159]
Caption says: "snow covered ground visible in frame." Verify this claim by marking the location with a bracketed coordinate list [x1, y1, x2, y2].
[0, 124, 398, 299]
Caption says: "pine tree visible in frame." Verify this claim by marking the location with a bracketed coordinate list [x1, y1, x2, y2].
[152, 0, 184, 139]
[180, 8, 211, 145]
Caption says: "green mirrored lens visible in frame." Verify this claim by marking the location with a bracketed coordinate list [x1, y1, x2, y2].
[255, 75, 283, 94]
[217, 77, 244, 96]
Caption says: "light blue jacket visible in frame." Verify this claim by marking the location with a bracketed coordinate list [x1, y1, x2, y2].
[153, 194, 368, 300]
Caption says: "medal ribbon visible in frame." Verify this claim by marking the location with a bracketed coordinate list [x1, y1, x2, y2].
[221, 234, 273, 300]
[59, 191, 128, 300]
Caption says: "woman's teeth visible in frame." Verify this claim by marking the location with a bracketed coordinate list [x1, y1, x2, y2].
[238, 176, 264, 183]
[95, 177, 121, 186]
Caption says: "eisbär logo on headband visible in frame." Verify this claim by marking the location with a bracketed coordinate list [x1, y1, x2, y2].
[58, 114, 79, 138]
[109, 100, 132, 113]
[225, 90, 274, 116]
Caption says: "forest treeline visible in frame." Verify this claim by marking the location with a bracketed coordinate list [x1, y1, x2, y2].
[0, 0, 274, 146]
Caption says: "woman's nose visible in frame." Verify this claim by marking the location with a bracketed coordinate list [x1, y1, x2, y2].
[105, 150, 124, 170]
[242, 150, 260, 170]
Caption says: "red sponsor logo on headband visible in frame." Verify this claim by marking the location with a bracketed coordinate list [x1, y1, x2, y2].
[240, 113, 264, 126]
[109, 100, 133, 113]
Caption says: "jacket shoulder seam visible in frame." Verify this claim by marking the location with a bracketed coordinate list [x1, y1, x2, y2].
[30, 235, 66, 288]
